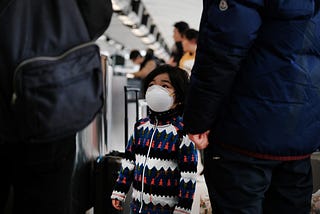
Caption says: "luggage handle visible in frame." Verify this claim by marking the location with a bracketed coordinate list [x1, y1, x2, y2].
[124, 86, 140, 147]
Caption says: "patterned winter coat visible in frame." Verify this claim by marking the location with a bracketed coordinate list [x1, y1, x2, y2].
[111, 110, 198, 213]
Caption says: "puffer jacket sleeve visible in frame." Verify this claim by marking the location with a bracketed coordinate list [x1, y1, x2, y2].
[174, 135, 198, 214]
[110, 133, 136, 202]
[184, 0, 263, 134]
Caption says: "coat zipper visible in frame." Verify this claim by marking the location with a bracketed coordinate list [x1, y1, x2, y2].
[139, 117, 158, 213]
[11, 42, 96, 104]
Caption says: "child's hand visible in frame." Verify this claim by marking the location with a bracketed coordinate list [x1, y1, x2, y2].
[112, 199, 123, 210]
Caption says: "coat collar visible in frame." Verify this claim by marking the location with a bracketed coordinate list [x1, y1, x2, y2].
[148, 108, 181, 125]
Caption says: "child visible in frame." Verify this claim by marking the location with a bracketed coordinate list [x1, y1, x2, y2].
[111, 65, 198, 213]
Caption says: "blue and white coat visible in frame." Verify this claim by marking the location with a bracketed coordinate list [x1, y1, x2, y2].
[111, 110, 198, 214]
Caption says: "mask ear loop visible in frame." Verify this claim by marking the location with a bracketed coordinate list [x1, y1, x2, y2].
[170, 92, 180, 109]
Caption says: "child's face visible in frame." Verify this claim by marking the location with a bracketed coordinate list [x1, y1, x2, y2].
[147, 73, 177, 107]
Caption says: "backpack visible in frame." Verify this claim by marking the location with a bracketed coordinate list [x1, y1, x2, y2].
[11, 42, 103, 142]
[0, 0, 113, 142]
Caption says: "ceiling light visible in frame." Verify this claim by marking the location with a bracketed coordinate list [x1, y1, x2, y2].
[141, 34, 156, 44]
[148, 42, 161, 50]
[111, 0, 130, 12]
[131, 25, 149, 37]
[107, 39, 116, 45]
[118, 11, 140, 27]
[97, 35, 107, 41]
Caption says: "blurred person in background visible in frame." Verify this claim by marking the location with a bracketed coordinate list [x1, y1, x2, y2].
[179, 28, 199, 76]
[167, 21, 189, 67]
[129, 49, 160, 79]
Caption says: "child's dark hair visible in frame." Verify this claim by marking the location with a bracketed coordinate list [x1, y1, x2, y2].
[143, 64, 189, 114]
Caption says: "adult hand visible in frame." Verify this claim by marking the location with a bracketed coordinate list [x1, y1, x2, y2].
[188, 130, 210, 149]
[112, 199, 123, 210]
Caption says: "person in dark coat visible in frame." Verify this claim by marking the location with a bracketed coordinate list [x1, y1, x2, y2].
[184, 0, 320, 213]
[0, 1, 113, 213]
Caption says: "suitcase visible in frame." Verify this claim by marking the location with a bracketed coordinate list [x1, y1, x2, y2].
[93, 86, 140, 214]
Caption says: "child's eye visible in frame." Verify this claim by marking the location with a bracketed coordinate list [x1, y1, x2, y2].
[148, 83, 154, 87]
[162, 84, 169, 88]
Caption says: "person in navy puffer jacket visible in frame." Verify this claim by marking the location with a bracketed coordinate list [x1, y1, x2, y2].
[184, 0, 320, 213]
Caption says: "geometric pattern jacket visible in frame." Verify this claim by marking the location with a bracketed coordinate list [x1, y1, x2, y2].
[111, 109, 198, 213]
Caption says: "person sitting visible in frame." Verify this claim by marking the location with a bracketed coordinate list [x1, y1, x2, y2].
[129, 49, 159, 79]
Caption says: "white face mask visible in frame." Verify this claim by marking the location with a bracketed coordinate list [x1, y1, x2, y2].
[145, 85, 174, 112]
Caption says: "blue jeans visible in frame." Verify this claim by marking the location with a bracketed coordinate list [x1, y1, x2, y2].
[204, 144, 312, 214]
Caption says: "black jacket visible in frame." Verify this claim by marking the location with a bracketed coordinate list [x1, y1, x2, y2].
[0, 0, 113, 142]
[184, 0, 320, 157]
